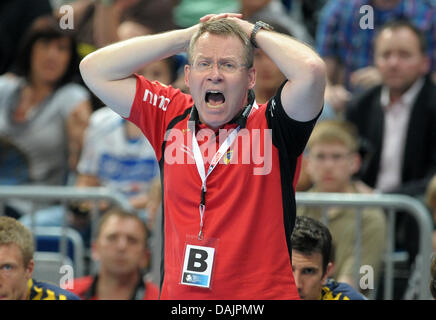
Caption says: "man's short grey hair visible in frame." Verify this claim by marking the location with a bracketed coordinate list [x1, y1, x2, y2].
[188, 18, 254, 68]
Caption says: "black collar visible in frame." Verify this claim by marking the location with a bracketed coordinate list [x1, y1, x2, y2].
[84, 273, 146, 300]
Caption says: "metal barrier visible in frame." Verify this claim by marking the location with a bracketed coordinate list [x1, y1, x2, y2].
[296, 192, 434, 300]
[0, 187, 432, 299]
[0, 186, 134, 280]
[0, 186, 133, 211]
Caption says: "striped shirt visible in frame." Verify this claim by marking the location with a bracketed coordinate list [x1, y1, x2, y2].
[27, 279, 80, 300]
[320, 279, 367, 300]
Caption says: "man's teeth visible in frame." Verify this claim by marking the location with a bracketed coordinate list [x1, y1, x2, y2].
[207, 102, 224, 108]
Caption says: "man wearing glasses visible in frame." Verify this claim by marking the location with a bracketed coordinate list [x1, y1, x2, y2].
[80, 13, 325, 299]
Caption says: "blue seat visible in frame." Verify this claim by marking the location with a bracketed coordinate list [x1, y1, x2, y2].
[33, 227, 85, 281]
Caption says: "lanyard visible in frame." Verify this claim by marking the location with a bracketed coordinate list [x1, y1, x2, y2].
[188, 120, 240, 240]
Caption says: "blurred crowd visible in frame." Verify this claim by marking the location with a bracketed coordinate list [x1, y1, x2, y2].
[1, 0, 436, 300]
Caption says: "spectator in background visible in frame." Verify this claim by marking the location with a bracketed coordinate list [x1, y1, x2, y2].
[69, 209, 159, 300]
[346, 20, 436, 197]
[0, 0, 53, 75]
[76, 110, 161, 227]
[291, 215, 366, 300]
[297, 120, 386, 295]
[346, 20, 436, 296]
[0, 216, 80, 300]
[425, 175, 436, 252]
[0, 16, 92, 218]
[62, 0, 146, 111]
[317, 0, 436, 114]
[20, 20, 172, 236]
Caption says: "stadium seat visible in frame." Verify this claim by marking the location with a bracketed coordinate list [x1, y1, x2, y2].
[32, 227, 85, 284]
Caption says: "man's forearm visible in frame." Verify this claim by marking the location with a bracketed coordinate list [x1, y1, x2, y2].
[255, 29, 325, 83]
[80, 26, 197, 81]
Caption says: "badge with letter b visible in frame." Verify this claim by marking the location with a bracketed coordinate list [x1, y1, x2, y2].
[181, 244, 215, 288]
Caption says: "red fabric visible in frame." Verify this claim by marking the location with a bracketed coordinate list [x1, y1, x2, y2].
[69, 276, 159, 300]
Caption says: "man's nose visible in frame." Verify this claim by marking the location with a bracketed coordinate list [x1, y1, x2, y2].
[387, 53, 400, 67]
[207, 63, 224, 82]
[116, 236, 128, 249]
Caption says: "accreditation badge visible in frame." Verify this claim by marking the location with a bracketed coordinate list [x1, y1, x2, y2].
[180, 235, 219, 289]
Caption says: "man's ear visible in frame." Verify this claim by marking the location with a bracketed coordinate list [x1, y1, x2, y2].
[25, 259, 34, 280]
[248, 67, 256, 90]
[322, 262, 335, 283]
[184, 64, 191, 89]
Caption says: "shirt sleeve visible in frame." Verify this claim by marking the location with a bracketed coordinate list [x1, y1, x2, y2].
[126, 74, 193, 161]
[265, 81, 322, 159]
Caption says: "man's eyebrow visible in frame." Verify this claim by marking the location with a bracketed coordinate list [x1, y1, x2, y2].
[195, 55, 239, 61]
[0, 261, 18, 266]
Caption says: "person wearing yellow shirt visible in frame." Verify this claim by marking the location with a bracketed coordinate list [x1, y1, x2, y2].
[0, 217, 79, 300]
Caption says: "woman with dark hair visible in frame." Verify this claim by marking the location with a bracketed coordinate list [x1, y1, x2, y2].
[0, 15, 92, 217]
[14, 15, 82, 88]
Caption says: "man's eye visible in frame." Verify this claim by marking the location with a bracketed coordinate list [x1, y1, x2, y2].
[302, 268, 316, 275]
[221, 63, 236, 71]
[1, 264, 13, 271]
[197, 61, 210, 68]
[107, 234, 117, 242]
[315, 154, 326, 161]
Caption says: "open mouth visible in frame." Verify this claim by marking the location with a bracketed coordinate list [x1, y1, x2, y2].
[205, 90, 225, 108]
